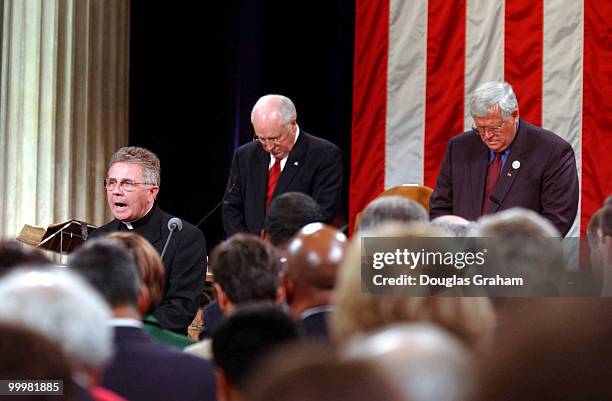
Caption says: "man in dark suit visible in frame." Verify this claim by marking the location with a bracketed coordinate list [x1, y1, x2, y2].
[222, 94, 343, 237]
[212, 306, 298, 401]
[70, 239, 216, 401]
[430, 81, 579, 236]
[90, 147, 206, 333]
[284, 223, 347, 339]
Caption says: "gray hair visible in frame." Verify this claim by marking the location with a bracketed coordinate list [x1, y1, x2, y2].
[251, 94, 297, 126]
[587, 208, 603, 248]
[474, 208, 564, 296]
[109, 146, 161, 186]
[475, 208, 560, 237]
[431, 215, 475, 237]
[469, 81, 518, 119]
[0, 268, 113, 372]
[344, 323, 476, 401]
[358, 196, 428, 232]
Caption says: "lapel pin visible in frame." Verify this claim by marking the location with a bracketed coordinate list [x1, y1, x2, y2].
[512, 160, 520, 170]
[507, 172, 512, 177]
[294, 161, 299, 166]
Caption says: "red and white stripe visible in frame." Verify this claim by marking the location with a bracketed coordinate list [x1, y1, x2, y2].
[350, 0, 612, 236]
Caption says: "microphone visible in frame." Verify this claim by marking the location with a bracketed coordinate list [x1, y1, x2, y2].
[194, 175, 239, 229]
[168, 217, 183, 232]
[161, 217, 183, 261]
[490, 195, 502, 206]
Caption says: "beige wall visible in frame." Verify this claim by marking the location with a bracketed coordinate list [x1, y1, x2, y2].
[0, 0, 130, 238]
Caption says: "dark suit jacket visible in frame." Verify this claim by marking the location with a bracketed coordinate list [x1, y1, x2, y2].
[430, 120, 579, 236]
[90, 205, 207, 332]
[222, 130, 343, 236]
[297, 307, 331, 339]
[102, 326, 215, 401]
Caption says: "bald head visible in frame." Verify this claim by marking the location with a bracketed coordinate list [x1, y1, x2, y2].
[251, 95, 298, 160]
[251, 95, 297, 126]
[284, 223, 348, 317]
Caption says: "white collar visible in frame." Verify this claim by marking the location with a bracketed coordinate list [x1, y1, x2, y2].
[108, 318, 144, 328]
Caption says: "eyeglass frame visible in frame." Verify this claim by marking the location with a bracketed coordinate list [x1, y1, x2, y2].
[104, 178, 156, 192]
[253, 134, 283, 145]
[471, 119, 509, 135]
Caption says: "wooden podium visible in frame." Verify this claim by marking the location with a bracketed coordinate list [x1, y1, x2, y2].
[17, 220, 97, 255]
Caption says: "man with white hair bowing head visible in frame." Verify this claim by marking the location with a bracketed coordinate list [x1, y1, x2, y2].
[430, 80, 578, 236]
[223, 94, 342, 237]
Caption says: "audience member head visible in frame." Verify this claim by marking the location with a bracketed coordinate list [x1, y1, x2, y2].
[477, 299, 612, 401]
[431, 215, 475, 237]
[69, 238, 143, 315]
[211, 234, 281, 315]
[263, 192, 323, 248]
[597, 205, 612, 265]
[475, 207, 559, 237]
[0, 268, 113, 387]
[251, 94, 298, 160]
[605, 194, 612, 207]
[599, 205, 612, 238]
[474, 208, 565, 297]
[587, 208, 605, 276]
[358, 195, 428, 232]
[107, 231, 165, 313]
[344, 323, 476, 401]
[284, 223, 348, 319]
[330, 222, 496, 348]
[212, 305, 298, 401]
[245, 342, 403, 401]
[105, 146, 160, 222]
[0, 322, 75, 400]
[0, 240, 50, 276]
[587, 208, 603, 248]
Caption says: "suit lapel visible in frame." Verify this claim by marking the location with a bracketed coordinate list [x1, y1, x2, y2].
[250, 146, 269, 224]
[469, 138, 489, 218]
[273, 132, 308, 197]
[488, 120, 528, 213]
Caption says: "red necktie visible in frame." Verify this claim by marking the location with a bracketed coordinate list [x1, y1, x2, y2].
[266, 158, 282, 210]
[482, 153, 502, 214]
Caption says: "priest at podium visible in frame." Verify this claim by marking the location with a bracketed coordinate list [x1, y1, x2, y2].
[89, 146, 207, 334]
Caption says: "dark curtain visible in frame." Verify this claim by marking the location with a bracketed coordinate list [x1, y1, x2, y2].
[129, 1, 354, 251]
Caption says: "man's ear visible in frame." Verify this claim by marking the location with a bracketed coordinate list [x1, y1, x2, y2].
[281, 273, 293, 304]
[215, 368, 231, 401]
[137, 286, 151, 316]
[149, 186, 160, 201]
[276, 280, 286, 305]
[214, 283, 231, 315]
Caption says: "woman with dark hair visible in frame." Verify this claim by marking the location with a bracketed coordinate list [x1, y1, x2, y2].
[108, 232, 193, 348]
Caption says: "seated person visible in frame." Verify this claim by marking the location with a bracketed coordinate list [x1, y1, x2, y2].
[69, 238, 216, 401]
[283, 223, 348, 338]
[188, 234, 282, 357]
[212, 306, 298, 401]
[108, 231, 194, 348]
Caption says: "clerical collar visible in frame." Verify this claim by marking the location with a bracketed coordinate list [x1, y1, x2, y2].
[121, 203, 156, 230]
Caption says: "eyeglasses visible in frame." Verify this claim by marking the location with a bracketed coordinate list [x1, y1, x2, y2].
[253, 135, 282, 145]
[104, 178, 155, 192]
[472, 120, 506, 135]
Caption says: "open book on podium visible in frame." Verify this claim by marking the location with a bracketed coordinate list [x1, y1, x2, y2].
[17, 220, 97, 254]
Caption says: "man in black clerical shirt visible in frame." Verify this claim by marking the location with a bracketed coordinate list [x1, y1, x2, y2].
[90, 147, 206, 334]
